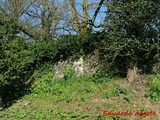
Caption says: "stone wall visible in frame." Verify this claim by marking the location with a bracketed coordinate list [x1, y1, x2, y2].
[53, 53, 99, 81]
[52, 52, 160, 81]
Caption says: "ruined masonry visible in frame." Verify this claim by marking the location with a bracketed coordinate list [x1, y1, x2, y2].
[53, 53, 99, 81]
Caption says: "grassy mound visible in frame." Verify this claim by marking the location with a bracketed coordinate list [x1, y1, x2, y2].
[0, 72, 159, 120]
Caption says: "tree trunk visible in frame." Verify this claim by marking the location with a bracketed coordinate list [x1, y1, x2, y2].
[126, 65, 140, 83]
[82, 0, 89, 33]
[70, 0, 81, 34]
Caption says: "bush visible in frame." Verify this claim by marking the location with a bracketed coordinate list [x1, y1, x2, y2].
[0, 38, 35, 107]
[145, 74, 160, 101]
[0, 38, 34, 83]
[62, 66, 76, 80]
[27, 41, 58, 68]
[30, 63, 55, 80]
[56, 36, 82, 60]
[92, 69, 113, 84]
[31, 72, 54, 95]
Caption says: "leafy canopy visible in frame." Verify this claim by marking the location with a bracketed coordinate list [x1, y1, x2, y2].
[100, 0, 160, 73]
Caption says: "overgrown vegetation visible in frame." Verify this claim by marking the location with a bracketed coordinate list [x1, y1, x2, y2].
[0, 71, 159, 119]
[0, 0, 160, 119]
[100, 0, 160, 82]
[145, 74, 160, 101]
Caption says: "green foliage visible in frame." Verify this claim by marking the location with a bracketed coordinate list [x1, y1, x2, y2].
[53, 111, 90, 119]
[31, 75, 95, 103]
[29, 110, 54, 120]
[62, 66, 76, 80]
[112, 86, 128, 97]
[28, 41, 58, 67]
[27, 33, 97, 69]
[92, 69, 114, 83]
[94, 69, 113, 79]
[0, 38, 34, 107]
[57, 33, 97, 60]
[51, 76, 95, 103]
[0, 12, 34, 90]
[56, 35, 82, 60]
[123, 95, 133, 102]
[0, 0, 159, 117]
[30, 63, 55, 80]
[145, 74, 160, 101]
[0, 72, 159, 119]
[102, 92, 113, 99]
[0, 108, 29, 119]
[92, 77, 111, 85]
[31, 72, 54, 95]
[0, 14, 18, 39]
[0, 38, 34, 82]
[103, 85, 128, 99]
[0, 17, 35, 108]
[100, 0, 160, 74]
[0, 32, 98, 109]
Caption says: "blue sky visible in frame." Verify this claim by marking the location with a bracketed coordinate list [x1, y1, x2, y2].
[17, 0, 108, 37]
[76, 0, 107, 31]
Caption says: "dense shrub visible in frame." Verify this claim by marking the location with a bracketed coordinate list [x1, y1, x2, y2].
[1, 33, 98, 85]
[56, 36, 82, 60]
[0, 38, 35, 107]
[27, 33, 97, 68]
[30, 63, 55, 80]
[57, 33, 98, 60]
[27, 41, 58, 67]
[63, 66, 76, 80]
[0, 38, 34, 83]
[145, 74, 160, 101]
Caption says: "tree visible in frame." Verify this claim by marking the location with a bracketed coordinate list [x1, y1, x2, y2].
[20, 0, 70, 41]
[0, 0, 35, 39]
[0, 0, 107, 40]
[0, 11, 34, 110]
[101, 0, 160, 82]
[0, 0, 68, 41]
[69, 0, 106, 34]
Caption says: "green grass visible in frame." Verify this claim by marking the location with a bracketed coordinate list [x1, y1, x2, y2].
[0, 72, 160, 120]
